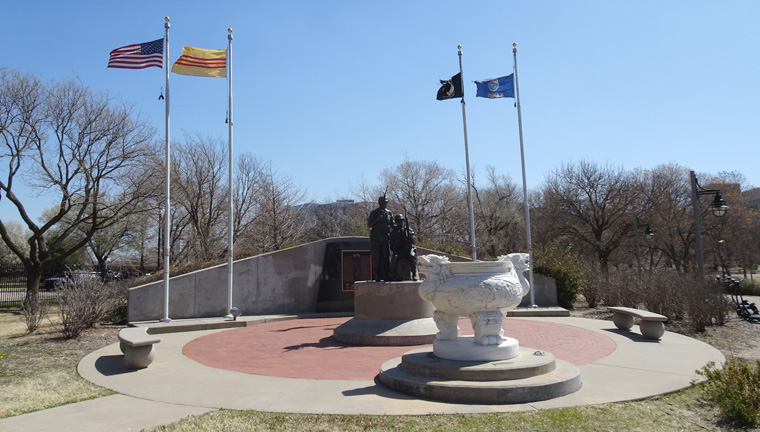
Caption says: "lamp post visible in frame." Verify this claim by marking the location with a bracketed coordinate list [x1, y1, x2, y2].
[690, 170, 728, 277]
[634, 215, 654, 277]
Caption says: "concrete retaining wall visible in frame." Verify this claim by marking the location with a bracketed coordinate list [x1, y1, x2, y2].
[127, 237, 361, 322]
[127, 237, 559, 322]
[519, 274, 559, 307]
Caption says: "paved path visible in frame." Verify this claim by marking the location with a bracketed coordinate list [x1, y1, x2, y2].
[0, 315, 725, 432]
[182, 317, 616, 379]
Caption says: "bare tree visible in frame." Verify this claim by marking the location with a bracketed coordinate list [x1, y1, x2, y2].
[121, 203, 157, 275]
[233, 152, 264, 243]
[0, 221, 28, 265]
[242, 163, 308, 253]
[87, 214, 130, 278]
[380, 159, 459, 245]
[639, 163, 695, 273]
[171, 134, 228, 262]
[540, 160, 641, 274]
[639, 164, 739, 274]
[0, 69, 157, 324]
[471, 166, 524, 259]
[699, 175, 760, 276]
[302, 199, 369, 241]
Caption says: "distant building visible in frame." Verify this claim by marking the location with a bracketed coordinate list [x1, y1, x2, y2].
[743, 187, 760, 209]
[296, 199, 372, 239]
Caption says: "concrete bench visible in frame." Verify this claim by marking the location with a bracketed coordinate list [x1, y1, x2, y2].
[118, 327, 161, 369]
[607, 306, 668, 340]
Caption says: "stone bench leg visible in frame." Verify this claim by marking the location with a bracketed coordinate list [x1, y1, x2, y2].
[124, 345, 156, 369]
[639, 321, 665, 340]
[612, 313, 634, 331]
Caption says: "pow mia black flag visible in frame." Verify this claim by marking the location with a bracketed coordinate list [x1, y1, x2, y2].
[436, 72, 463, 100]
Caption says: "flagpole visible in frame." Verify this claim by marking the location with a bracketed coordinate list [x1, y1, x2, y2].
[224, 28, 235, 319]
[458, 45, 477, 262]
[160, 16, 172, 323]
[513, 42, 536, 308]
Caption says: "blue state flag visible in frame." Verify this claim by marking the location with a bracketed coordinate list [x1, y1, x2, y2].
[474, 74, 515, 99]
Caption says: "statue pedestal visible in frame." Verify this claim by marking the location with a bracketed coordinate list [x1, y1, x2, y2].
[333, 281, 437, 346]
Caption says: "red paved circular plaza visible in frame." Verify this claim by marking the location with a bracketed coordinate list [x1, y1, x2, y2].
[183, 317, 616, 380]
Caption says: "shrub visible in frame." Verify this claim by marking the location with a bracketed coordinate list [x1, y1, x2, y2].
[603, 270, 641, 308]
[20, 291, 49, 333]
[581, 268, 727, 332]
[579, 260, 605, 308]
[102, 280, 129, 325]
[740, 278, 760, 296]
[697, 357, 760, 427]
[56, 277, 119, 338]
[683, 276, 728, 331]
[533, 244, 584, 309]
[639, 271, 726, 331]
[636, 271, 686, 322]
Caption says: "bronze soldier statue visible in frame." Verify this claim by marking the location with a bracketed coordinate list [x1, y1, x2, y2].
[390, 213, 417, 281]
[367, 194, 393, 281]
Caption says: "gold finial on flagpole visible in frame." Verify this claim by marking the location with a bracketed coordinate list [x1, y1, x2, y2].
[228, 28, 233, 33]
[513, 42, 517, 47]
[165, 16, 170, 22]
[458, 44, 462, 50]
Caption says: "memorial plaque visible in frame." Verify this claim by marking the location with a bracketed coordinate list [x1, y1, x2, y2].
[316, 239, 371, 312]
[341, 250, 372, 291]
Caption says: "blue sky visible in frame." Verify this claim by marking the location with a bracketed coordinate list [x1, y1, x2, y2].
[2, 1, 758, 223]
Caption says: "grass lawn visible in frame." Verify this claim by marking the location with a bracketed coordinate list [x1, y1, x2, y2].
[0, 309, 116, 418]
[144, 391, 729, 432]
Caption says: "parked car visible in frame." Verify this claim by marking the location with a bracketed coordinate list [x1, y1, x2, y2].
[43, 273, 67, 291]
[105, 270, 122, 281]
[43, 270, 99, 291]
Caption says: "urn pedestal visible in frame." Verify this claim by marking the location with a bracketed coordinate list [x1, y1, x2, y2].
[378, 254, 582, 404]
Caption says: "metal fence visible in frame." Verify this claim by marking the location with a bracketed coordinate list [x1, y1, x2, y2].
[0, 265, 53, 309]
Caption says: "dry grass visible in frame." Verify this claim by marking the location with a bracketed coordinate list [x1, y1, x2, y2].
[146, 391, 728, 432]
[0, 308, 117, 418]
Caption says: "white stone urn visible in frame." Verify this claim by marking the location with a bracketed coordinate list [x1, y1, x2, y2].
[417, 254, 530, 360]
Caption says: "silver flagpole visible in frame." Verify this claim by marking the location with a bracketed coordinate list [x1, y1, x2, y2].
[224, 28, 235, 319]
[513, 42, 536, 308]
[458, 45, 477, 261]
[160, 16, 172, 323]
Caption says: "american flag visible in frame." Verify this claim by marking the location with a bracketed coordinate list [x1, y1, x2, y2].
[108, 38, 164, 69]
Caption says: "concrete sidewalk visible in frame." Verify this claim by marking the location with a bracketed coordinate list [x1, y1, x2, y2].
[0, 315, 725, 432]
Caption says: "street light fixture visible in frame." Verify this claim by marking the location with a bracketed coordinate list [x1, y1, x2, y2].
[634, 215, 654, 277]
[690, 170, 728, 276]
[709, 192, 728, 217]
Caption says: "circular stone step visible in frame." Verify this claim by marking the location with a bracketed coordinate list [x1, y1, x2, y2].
[399, 347, 557, 381]
[378, 347, 581, 404]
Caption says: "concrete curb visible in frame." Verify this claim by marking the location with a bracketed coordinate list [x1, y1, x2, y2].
[79, 316, 723, 414]
[0, 315, 725, 431]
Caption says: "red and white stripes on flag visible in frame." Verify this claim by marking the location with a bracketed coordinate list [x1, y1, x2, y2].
[108, 38, 164, 69]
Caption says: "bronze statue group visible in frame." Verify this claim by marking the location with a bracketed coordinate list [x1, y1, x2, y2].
[367, 194, 418, 282]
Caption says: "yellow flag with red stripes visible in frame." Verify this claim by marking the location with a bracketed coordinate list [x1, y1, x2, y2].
[171, 46, 227, 78]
